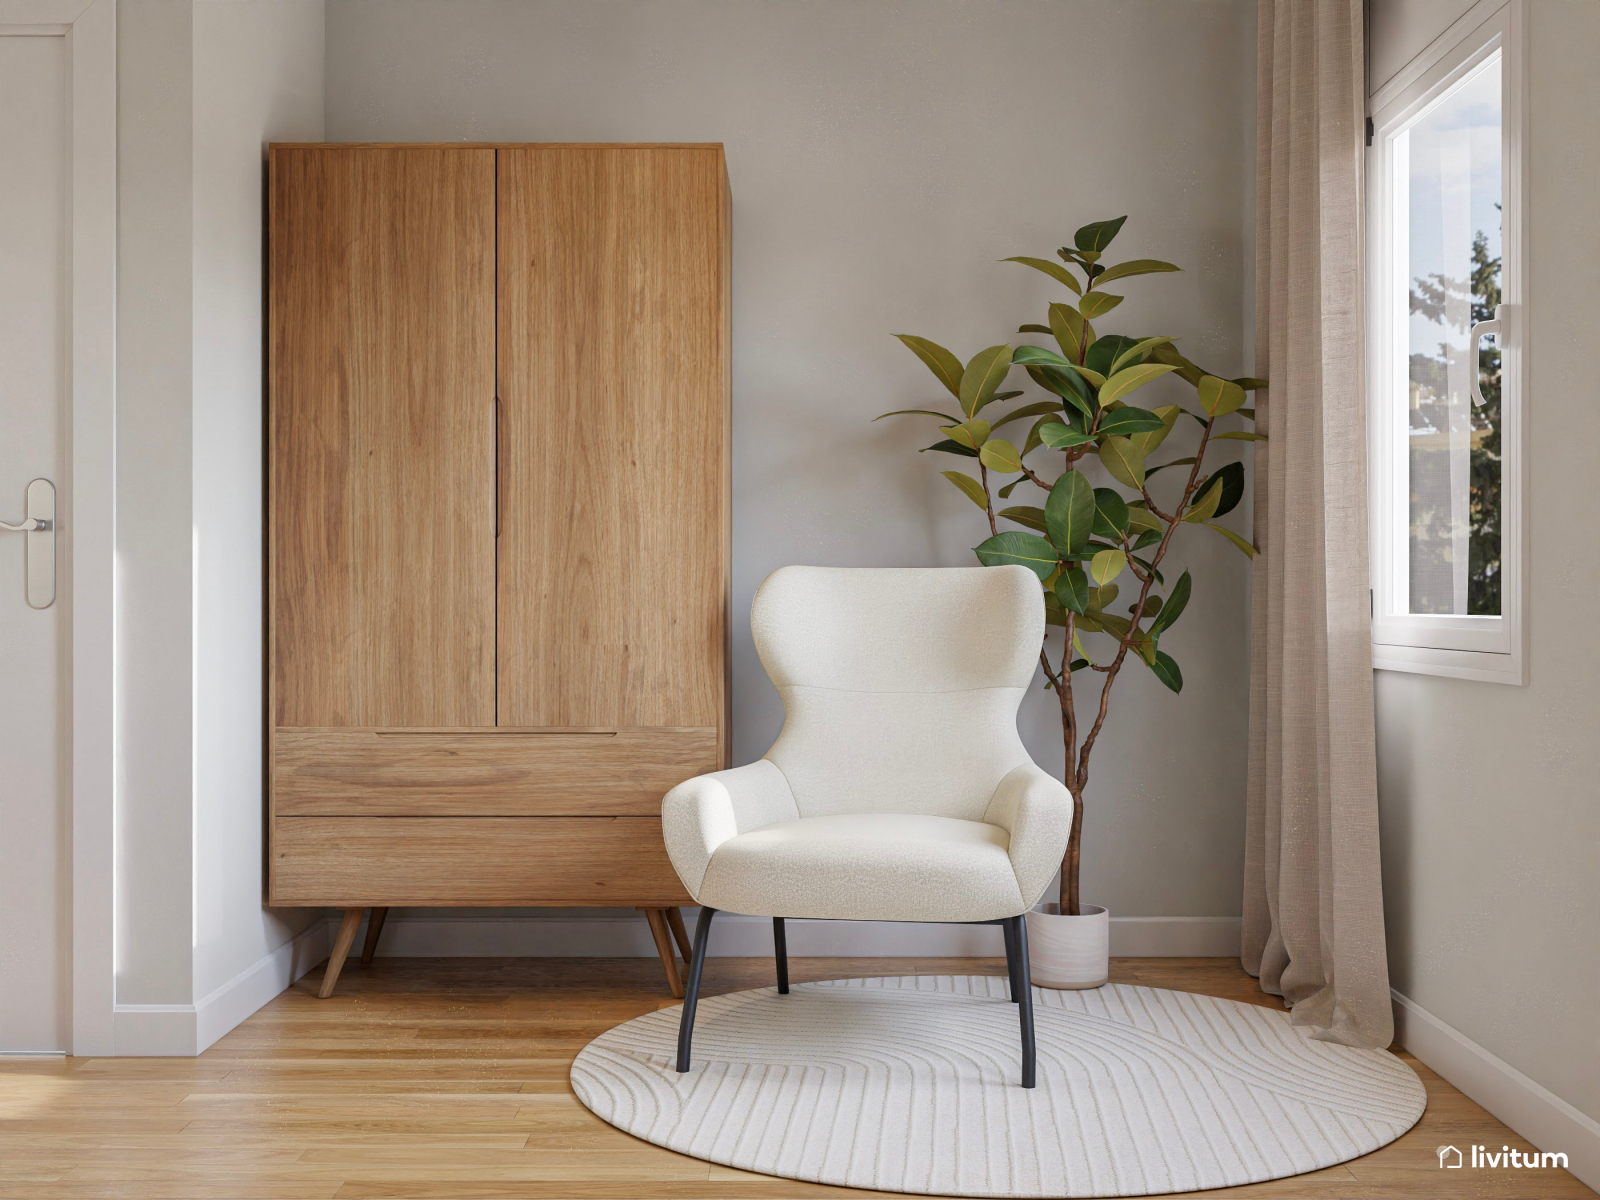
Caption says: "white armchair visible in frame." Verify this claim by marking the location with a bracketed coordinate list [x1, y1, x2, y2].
[662, 564, 1074, 1087]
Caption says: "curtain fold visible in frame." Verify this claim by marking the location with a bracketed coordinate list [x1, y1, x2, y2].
[1244, 0, 1394, 1050]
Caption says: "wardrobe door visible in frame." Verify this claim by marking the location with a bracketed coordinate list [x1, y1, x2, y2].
[270, 146, 497, 730]
[496, 147, 730, 747]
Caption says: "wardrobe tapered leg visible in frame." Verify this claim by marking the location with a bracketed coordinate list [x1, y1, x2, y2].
[360, 907, 389, 966]
[1013, 915, 1037, 1088]
[1001, 916, 1020, 1002]
[773, 917, 789, 994]
[319, 909, 364, 999]
[676, 907, 717, 1072]
[665, 906, 693, 962]
[642, 908, 684, 998]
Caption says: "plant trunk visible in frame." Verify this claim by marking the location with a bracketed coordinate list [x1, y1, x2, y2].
[1059, 786, 1084, 916]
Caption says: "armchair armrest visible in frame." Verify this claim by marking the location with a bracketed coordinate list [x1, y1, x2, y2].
[662, 760, 800, 899]
[983, 762, 1074, 909]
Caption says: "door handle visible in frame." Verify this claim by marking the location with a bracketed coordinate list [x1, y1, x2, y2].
[1468, 304, 1505, 408]
[2, 478, 56, 608]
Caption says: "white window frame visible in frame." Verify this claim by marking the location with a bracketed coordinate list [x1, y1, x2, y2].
[1366, 0, 1527, 684]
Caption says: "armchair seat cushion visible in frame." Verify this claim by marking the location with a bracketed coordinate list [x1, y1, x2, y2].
[696, 813, 1027, 923]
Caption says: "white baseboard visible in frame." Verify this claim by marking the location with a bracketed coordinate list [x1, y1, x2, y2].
[1391, 989, 1600, 1192]
[112, 921, 330, 1057]
[366, 911, 1242, 959]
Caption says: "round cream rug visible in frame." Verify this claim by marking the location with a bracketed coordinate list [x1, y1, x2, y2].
[571, 976, 1426, 1198]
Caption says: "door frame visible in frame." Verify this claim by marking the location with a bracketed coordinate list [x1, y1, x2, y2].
[0, 0, 117, 1056]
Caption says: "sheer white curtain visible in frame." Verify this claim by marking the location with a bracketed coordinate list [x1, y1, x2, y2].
[1244, 0, 1394, 1050]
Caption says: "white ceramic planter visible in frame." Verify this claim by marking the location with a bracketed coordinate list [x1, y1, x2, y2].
[1026, 902, 1109, 989]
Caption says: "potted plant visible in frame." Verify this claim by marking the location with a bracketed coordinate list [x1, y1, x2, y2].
[879, 216, 1263, 988]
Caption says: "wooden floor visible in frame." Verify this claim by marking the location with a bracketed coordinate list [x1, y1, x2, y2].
[0, 956, 1592, 1199]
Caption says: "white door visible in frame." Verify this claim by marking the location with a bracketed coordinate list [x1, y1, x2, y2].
[0, 29, 70, 1053]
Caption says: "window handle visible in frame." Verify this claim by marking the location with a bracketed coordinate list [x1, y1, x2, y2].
[1, 478, 55, 608]
[1468, 304, 1505, 408]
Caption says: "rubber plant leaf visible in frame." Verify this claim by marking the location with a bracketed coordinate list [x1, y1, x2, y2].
[893, 334, 963, 399]
[973, 531, 1059, 579]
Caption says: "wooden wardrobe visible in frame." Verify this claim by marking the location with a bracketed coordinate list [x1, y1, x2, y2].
[266, 143, 730, 996]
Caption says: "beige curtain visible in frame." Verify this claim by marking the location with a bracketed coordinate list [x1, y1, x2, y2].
[1244, 0, 1393, 1050]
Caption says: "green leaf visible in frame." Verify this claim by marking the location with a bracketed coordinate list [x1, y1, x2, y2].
[960, 345, 1014, 416]
[1237, 407, 1255, 420]
[1183, 476, 1223, 523]
[1127, 405, 1181, 456]
[1197, 374, 1247, 417]
[1002, 256, 1083, 294]
[1094, 405, 1167, 438]
[940, 418, 991, 449]
[1045, 469, 1095, 557]
[1232, 377, 1269, 391]
[1022, 416, 1054, 457]
[1129, 627, 1157, 665]
[1074, 216, 1128, 252]
[997, 505, 1047, 533]
[1098, 363, 1181, 408]
[1131, 528, 1162, 551]
[1205, 461, 1245, 517]
[1083, 334, 1140, 378]
[1205, 522, 1258, 557]
[1048, 302, 1091, 364]
[1018, 323, 1052, 335]
[1149, 650, 1183, 693]
[1133, 593, 1163, 620]
[1099, 437, 1147, 488]
[875, 408, 960, 422]
[921, 439, 980, 457]
[1150, 341, 1206, 387]
[1075, 612, 1103, 633]
[894, 335, 963, 399]
[1094, 258, 1182, 285]
[978, 437, 1024, 474]
[1145, 456, 1197, 478]
[1092, 488, 1130, 539]
[1093, 611, 1132, 639]
[1071, 630, 1094, 663]
[1212, 430, 1267, 441]
[1011, 343, 1077, 371]
[1025, 365, 1095, 422]
[996, 476, 1024, 499]
[1125, 505, 1164, 535]
[1131, 554, 1165, 585]
[1109, 336, 1175, 376]
[941, 471, 988, 510]
[1089, 548, 1127, 587]
[1040, 422, 1094, 450]
[989, 400, 1065, 431]
[1148, 570, 1191, 637]
[1087, 582, 1118, 612]
[1078, 291, 1124, 319]
[1055, 566, 1089, 614]
[973, 531, 1059, 579]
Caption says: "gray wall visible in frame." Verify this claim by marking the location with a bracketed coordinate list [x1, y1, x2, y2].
[324, 0, 1260, 920]
[1370, 0, 1600, 1127]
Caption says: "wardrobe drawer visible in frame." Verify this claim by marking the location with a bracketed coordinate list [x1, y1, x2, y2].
[269, 816, 693, 906]
[272, 726, 719, 816]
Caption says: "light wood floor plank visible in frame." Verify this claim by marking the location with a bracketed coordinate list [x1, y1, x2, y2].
[0, 956, 1588, 1199]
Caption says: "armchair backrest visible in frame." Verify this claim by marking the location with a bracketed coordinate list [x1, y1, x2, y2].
[751, 565, 1044, 821]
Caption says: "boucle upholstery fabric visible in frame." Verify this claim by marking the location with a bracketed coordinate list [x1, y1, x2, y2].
[661, 565, 1071, 922]
[698, 814, 1023, 922]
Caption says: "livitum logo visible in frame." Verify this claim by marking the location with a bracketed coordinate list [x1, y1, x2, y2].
[1437, 1143, 1569, 1170]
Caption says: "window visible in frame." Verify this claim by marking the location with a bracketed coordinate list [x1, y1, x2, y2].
[1367, 3, 1526, 683]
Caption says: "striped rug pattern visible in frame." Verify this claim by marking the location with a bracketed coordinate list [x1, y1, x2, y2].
[572, 976, 1426, 1197]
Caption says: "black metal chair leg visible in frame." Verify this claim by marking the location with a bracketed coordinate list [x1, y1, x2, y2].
[676, 906, 717, 1073]
[773, 917, 789, 994]
[1001, 916, 1020, 1002]
[1013, 915, 1036, 1088]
